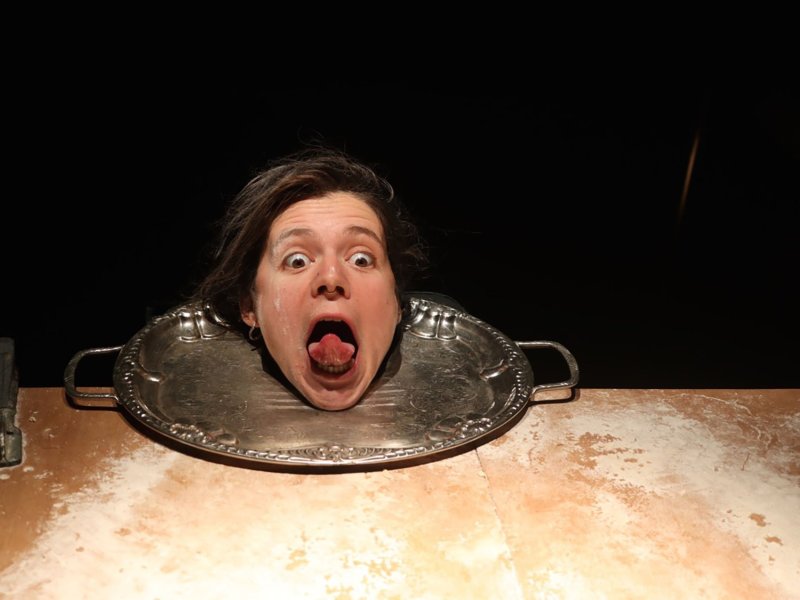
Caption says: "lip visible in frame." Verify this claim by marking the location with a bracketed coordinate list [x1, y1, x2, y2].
[306, 313, 359, 380]
[305, 313, 358, 345]
[309, 356, 357, 379]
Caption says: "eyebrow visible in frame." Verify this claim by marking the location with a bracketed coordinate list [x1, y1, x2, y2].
[270, 227, 314, 254]
[345, 225, 385, 246]
[270, 225, 385, 254]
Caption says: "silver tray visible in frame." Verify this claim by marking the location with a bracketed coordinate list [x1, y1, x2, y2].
[65, 296, 578, 471]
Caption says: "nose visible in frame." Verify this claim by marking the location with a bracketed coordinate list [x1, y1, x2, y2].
[313, 257, 349, 299]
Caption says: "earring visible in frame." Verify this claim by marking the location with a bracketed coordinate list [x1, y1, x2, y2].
[248, 324, 260, 341]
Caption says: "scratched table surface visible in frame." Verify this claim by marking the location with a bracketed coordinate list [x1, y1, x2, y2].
[1, 387, 798, 599]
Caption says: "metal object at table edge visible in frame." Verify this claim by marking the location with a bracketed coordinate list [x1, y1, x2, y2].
[1, 337, 23, 467]
[64, 297, 579, 470]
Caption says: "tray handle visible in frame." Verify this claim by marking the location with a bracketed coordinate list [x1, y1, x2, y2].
[63, 346, 123, 408]
[515, 340, 579, 399]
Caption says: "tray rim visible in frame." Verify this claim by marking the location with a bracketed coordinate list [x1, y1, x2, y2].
[110, 297, 539, 470]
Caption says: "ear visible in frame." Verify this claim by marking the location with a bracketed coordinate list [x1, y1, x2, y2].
[240, 295, 257, 327]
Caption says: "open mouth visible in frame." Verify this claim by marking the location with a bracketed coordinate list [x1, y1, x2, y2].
[307, 320, 357, 375]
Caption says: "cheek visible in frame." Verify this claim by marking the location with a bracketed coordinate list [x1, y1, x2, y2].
[259, 284, 301, 338]
[366, 286, 401, 331]
[270, 283, 304, 311]
[254, 268, 286, 312]
[270, 290, 283, 314]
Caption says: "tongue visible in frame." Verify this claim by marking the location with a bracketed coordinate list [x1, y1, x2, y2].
[308, 333, 355, 366]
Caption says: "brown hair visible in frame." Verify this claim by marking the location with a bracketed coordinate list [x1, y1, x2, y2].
[194, 147, 428, 332]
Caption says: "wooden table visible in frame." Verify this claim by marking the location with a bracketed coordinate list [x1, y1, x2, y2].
[1, 388, 798, 599]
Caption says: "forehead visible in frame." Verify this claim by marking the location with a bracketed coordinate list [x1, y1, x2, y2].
[270, 192, 384, 239]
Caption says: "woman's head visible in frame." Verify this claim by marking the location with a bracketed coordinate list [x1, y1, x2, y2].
[196, 148, 427, 410]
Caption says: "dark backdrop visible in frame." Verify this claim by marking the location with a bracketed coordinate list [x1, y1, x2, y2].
[4, 76, 798, 389]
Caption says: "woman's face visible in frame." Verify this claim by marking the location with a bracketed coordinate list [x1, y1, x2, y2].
[241, 192, 401, 411]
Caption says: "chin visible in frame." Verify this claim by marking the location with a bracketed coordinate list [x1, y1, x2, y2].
[292, 357, 376, 411]
[305, 392, 363, 412]
[297, 372, 371, 411]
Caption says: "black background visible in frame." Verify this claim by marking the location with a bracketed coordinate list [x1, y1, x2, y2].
[4, 73, 798, 389]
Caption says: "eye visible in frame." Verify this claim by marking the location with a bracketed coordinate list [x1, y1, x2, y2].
[284, 252, 311, 269]
[348, 252, 374, 268]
